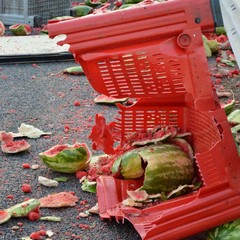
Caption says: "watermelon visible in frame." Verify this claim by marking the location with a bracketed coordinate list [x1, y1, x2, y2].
[39, 142, 91, 173]
[112, 144, 195, 194]
[0, 131, 30, 153]
[7, 199, 40, 218]
[52, 16, 74, 21]
[85, 0, 102, 8]
[139, 144, 194, 194]
[220, 99, 235, 115]
[39, 192, 79, 208]
[88, 114, 115, 154]
[70, 5, 93, 17]
[127, 189, 149, 202]
[207, 218, 240, 240]
[9, 24, 31, 36]
[0, 21, 5, 36]
[63, 66, 85, 75]
[228, 109, 240, 125]
[94, 94, 128, 104]
[112, 148, 144, 179]
[41, 24, 48, 34]
[0, 210, 11, 224]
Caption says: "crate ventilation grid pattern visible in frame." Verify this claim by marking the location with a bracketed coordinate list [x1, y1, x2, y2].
[97, 52, 186, 97]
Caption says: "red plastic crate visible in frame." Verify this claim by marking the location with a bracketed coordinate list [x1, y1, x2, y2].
[48, 0, 240, 239]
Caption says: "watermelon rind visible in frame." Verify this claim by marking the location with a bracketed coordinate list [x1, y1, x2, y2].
[207, 218, 240, 240]
[139, 144, 194, 194]
[94, 94, 128, 104]
[0, 210, 11, 224]
[7, 199, 40, 218]
[127, 189, 149, 202]
[1, 139, 31, 154]
[0, 21, 5, 36]
[118, 148, 144, 179]
[63, 66, 85, 75]
[9, 24, 31, 36]
[39, 142, 91, 173]
[228, 109, 240, 125]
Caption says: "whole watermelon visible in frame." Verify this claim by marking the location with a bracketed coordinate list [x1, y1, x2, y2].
[39, 142, 91, 173]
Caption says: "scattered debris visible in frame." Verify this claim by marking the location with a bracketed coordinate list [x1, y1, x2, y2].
[39, 216, 61, 222]
[80, 177, 96, 193]
[94, 94, 128, 104]
[39, 142, 91, 173]
[38, 176, 59, 187]
[0, 131, 31, 154]
[39, 192, 79, 208]
[9, 24, 31, 36]
[63, 66, 85, 75]
[11, 123, 52, 139]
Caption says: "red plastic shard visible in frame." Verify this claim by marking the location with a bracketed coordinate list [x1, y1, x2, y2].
[88, 114, 115, 154]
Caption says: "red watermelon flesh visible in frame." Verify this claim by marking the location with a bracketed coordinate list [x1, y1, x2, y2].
[0, 131, 13, 143]
[0, 210, 11, 224]
[0, 21, 5, 36]
[39, 192, 79, 208]
[0, 131, 30, 153]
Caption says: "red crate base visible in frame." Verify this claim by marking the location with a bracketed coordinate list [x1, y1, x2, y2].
[97, 176, 240, 240]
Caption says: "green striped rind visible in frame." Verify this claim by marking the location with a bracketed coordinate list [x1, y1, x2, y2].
[139, 144, 194, 194]
[39, 143, 90, 173]
[7, 199, 40, 217]
[228, 109, 240, 124]
[9, 24, 30, 36]
[119, 149, 144, 179]
[207, 218, 240, 240]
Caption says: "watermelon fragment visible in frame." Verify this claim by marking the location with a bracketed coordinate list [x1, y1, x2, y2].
[88, 114, 115, 154]
[0, 210, 11, 224]
[127, 189, 149, 202]
[0, 21, 5, 36]
[63, 66, 85, 75]
[9, 24, 31, 36]
[39, 142, 91, 173]
[21, 184, 32, 193]
[39, 192, 79, 208]
[0, 131, 30, 153]
[94, 94, 128, 104]
[28, 211, 40, 221]
[7, 199, 40, 218]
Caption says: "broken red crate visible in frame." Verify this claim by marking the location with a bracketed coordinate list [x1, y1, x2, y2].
[48, 0, 240, 239]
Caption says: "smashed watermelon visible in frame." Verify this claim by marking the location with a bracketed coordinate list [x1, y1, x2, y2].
[88, 114, 116, 154]
[9, 24, 31, 36]
[0, 131, 30, 153]
[0, 210, 11, 224]
[94, 94, 128, 104]
[39, 192, 79, 208]
[39, 142, 91, 173]
[112, 144, 194, 194]
[0, 21, 5, 36]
